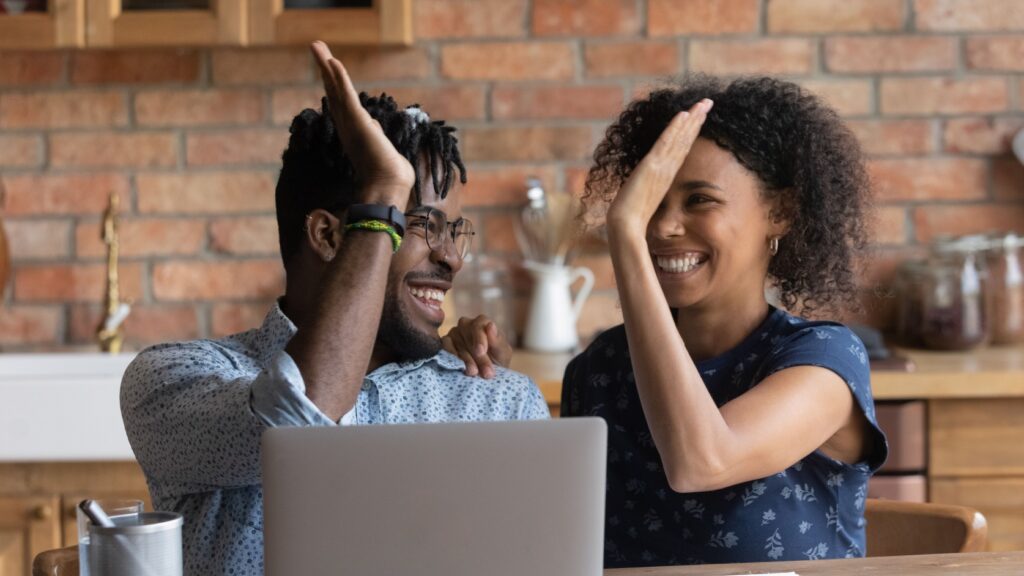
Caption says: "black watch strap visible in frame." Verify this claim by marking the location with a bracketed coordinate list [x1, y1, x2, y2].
[345, 204, 406, 237]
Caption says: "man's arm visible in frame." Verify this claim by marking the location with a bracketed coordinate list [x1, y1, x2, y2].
[284, 42, 416, 421]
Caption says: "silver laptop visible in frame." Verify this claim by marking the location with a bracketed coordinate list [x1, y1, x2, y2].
[262, 418, 607, 576]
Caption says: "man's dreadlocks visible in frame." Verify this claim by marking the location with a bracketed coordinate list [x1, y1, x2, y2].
[275, 93, 468, 267]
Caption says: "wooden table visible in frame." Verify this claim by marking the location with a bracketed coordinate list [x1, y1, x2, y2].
[606, 551, 1024, 575]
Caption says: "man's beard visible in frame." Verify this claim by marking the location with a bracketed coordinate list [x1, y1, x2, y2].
[376, 278, 444, 362]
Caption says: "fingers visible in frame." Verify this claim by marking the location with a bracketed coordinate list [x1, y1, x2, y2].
[465, 316, 496, 379]
[310, 41, 371, 145]
[484, 321, 513, 368]
[444, 330, 480, 377]
[646, 98, 714, 173]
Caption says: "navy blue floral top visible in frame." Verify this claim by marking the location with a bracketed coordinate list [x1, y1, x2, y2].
[561, 307, 888, 567]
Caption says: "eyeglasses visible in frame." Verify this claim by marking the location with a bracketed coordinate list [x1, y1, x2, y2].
[404, 208, 475, 260]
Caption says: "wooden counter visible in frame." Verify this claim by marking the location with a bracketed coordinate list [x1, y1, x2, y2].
[512, 345, 1024, 407]
[606, 551, 1024, 575]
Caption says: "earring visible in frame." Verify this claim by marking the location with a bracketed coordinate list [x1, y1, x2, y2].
[303, 214, 313, 232]
[323, 250, 335, 262]
[769, 236, 780, 256]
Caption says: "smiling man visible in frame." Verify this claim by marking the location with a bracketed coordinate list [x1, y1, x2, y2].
[120, 44, 548, 576]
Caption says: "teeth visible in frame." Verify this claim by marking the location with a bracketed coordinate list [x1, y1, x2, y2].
[410, 287, 446, 302]
[655, 255, 703, 274]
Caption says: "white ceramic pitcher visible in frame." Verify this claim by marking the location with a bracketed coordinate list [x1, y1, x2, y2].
[522, 261, 594, 352]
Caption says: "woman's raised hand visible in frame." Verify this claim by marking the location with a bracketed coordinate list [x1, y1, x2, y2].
[310, 41, 415, 206]
[606, 99, 713, 238]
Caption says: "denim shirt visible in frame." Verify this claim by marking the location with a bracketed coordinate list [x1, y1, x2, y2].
[121, 302, 549, 575]
[562, 307, 888, 567]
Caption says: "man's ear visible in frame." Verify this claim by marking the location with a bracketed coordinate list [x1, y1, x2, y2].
[304, 208, 343, 262]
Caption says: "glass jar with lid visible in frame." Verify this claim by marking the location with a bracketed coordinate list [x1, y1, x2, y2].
[985, 233, 1024, 345]
[895, 259, 931, 347]
[917, 235, 991, 351]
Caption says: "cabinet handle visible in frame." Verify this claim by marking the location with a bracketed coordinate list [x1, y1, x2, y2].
[33, 505, 53, 520]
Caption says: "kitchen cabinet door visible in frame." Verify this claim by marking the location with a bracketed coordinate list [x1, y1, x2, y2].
[249, 0, 410, 46]
[85, 0, 246, 46]
[0, 0, 84, 49]
[0, 495, 61, 576]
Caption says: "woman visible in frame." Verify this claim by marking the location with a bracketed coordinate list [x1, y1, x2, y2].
[446, 75, 888, 566]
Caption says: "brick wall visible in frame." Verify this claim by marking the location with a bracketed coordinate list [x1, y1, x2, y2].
[1, 0, 1023, 350]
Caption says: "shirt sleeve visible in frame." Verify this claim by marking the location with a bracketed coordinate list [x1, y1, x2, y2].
[518, 378, 552, 420]
[758, 324, 889, 472]
[120, 344, 342, 492]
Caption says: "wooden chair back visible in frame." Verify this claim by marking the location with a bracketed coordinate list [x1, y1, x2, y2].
[32, 545, 78, 576]
[866, 498, 987, 557]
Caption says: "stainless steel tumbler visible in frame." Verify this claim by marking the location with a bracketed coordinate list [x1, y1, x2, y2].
[88, 511, 183, 576]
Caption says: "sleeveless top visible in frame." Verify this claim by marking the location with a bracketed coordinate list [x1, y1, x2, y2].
[561, 307, 889, 567]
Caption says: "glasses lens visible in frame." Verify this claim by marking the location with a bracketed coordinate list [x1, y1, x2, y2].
[425, 209, 445, 252]
[454, 219, 474, 260]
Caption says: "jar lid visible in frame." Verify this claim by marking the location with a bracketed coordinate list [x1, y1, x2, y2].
[933, 234, 990, 254]
[986, 232, 1024, 251]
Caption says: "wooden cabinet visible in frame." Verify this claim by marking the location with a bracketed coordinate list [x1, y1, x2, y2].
[0, 462, 149, 576]
[0, 0, 410, 48]
[0, 0, 85, 49]
[931, 477, 1024, 552]
[0, 495, 61, 576]
[85, 0, 246, 47]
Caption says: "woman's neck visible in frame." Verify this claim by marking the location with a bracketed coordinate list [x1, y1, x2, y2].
[675, 297, 772, 363]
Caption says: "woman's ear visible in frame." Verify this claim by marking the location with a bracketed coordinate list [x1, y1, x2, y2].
[304, 208, 343, 262]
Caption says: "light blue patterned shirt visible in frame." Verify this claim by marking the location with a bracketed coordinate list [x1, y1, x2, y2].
[121, 302, 550, 576]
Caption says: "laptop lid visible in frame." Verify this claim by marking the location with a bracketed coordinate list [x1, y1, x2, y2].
[262, 418, 607, 576]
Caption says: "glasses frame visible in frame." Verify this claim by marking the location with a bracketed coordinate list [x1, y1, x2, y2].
[404, 207, 475, 261]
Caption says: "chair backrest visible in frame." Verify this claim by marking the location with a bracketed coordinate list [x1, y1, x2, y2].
[865, 498, 987, 557]
[32, 545, 78, 576]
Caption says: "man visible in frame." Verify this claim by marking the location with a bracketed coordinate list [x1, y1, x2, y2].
[121, 43, 548, 576]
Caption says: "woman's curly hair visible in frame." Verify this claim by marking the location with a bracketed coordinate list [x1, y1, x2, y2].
[585, 75, 871, 316]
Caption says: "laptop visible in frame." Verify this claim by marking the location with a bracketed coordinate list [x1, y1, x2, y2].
[262, 418, 607, 576]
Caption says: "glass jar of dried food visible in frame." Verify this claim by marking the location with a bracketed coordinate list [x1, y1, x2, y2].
[918, 236, 990, 351]
[896, 259, 931, 347]
[985, 233, 1024, 345]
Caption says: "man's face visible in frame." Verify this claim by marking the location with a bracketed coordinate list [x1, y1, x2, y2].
[375, 163, 466, 362]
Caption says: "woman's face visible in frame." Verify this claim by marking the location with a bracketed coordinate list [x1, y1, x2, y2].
[646, 137, 782, 311]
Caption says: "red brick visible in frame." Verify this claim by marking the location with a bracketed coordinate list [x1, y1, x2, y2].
[584, 41, 680, 78]
[768, 0, 905, 32]
[460, 126, 593, 162]
[209, 216, 280, 255]
[848, 120, 935, 156]
[152, 260, 284, 301]
[76, 218, 207, 258]
[868, 158, 988, 202]
[492, 85, 622, 121]
[880, 77, 1009, 115]
[135, 89, 264, 127]
[14, 263, 144, 302]
[0, 135, 41, 168]
[481, 213, 521, 254]
[1, 173, 129, 216]
[3, 219, 71, 260]
[211, 302, 274, 337]
[533, 0, 640, 36]
[825, 37, 956, 73]
[50, 132, 177, 168]
[461, 165, 559, 207]
[942, 117, 1024, 154]
[186, 128, 288, 167]
[0, 52, 64, 87]
[874, 206, 908, 245]
[649, 0, 759, 35]
[993, 158, 1024, 201]
[70, 304, 200, 345]
[966, 37, 1024, 71]
[0, 306, 61, 345]
[211, 48, 312, 85]
[799, 80, 874, 117]
[915, 0, 1024, 31]
[71, 50, 201, 85]
[137, 171, 276, 214]
[328, 46, 431, 81]
[913, 205, 1024, 243]
[0, 91, 126, 129]
[414, 0, 527, 39]
[689, 40, 815, 75]
[577, 291, 622, 341]
[441, 42, 575, 81]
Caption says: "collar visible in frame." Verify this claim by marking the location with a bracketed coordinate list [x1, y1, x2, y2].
[368, 349, 466, 377]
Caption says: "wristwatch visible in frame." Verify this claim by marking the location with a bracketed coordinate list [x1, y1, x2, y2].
[345, 204, 406, 237]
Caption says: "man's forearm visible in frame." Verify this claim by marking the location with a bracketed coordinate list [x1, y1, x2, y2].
[285, 230, 394, 421]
